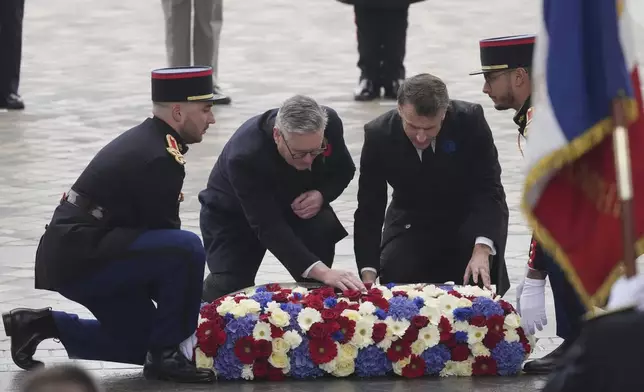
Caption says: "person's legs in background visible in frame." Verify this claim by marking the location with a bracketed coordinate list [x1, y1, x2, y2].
[380, 4, 409, 99]
[353, 5, 381, 101]
[0, 0, 26, 110]
[161, 0, 191, 68]
[194, 0, 231, 105]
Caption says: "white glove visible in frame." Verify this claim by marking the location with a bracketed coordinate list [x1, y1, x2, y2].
[516, 277, 525, 315]
[179, 331, 198, 361]
[607, 274, 644, 311]
[519, 277, 547, 335]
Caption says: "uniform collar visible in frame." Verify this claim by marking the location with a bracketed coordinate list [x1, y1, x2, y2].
[152, 116, 189, 154]
[513, 96, 531, 136]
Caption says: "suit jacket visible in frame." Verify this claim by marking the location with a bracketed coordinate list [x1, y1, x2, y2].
[35, 117, 188, 290]
[198, 106, 356, 278]
[353, 100, 510, 295]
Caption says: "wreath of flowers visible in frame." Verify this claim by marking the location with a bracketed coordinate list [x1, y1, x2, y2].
[194, 283, 533, 380]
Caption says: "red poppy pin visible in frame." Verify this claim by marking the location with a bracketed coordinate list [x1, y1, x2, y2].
[322, 137, 332, 157]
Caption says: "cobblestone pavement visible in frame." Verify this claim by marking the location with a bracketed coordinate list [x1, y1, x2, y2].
[1, 0, 643, 390]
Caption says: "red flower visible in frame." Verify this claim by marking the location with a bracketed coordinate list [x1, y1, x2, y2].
[265, 283, 282, 292]
[311, 287, 336, 299]
[441, 332, 457, 348]
[364, 282, 373, 290]
[267, 363, 286, 381]
[342, 289, 362, 301]
[387, 340, 412, 362]
[321, 309, 339, 321]
[196, 319, 227, 356]
[486, 315, 505, 335]
[326, 321, 341, 334]
[402, 326, 419, 343]
[448, 290, 463, 298]
[254, 339, 272, 358]
[472, 356, 498, 375]
[517, 327, 531, 353]
[270, 324, 284, 339]
[253, 359, 269, 378]
[302, 295, 324, 310]
[483, 331, 504, 349]
[199, 303, 219, 320]
[347, 303, 360, 311]
[308, 322, 331, 340]
[402, 355, 426, 378]
[372, 323, 387, 343]
[438, 316, 452, 333]
[322, 142, 332, 157]
[234, 336, 257, 364]
[470, 315, 487, 327]
[272, 292, 288, 303]
[392, 291, 408, 298]
[337, 317, 356, 344]
[280, 289, 293, 295]
[367, 287, 383, 297]
[411, 315, 429, 329]
[334, 301, 350, 312]
[233, 296, 244, 303]
[498, 300, 515, 315]
[451, 344, 470, 361]
[367, 296, 389, 311]
[309, 337, 338, 364]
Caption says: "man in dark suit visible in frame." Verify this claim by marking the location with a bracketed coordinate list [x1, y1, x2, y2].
[354, 73, 510, 295]
[2, 66, 218, 383]
[0, 0, 26, 109]
[199, 95, 364, 301]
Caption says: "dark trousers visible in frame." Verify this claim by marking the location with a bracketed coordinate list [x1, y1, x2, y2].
[51, 229, 206, 365]
[354, 5, 408, 85]
[378, 228, 472, 285]
[0, 0, 25, 97]
[200, 207, 338, 302]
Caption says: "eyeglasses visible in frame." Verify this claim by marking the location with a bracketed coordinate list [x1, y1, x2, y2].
[280, 130, 327, 160]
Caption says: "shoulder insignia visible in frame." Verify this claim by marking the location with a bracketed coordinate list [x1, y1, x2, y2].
[166, 135, 186, 165]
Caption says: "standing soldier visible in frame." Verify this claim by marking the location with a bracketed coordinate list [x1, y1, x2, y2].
[470, 34, 587, 374]
[2, 66, 217, 383]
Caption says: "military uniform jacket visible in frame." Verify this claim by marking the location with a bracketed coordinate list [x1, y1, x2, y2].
[198, 107, 355, 278]
[35, 117, 188, 290]
[353, 100, 510, 294]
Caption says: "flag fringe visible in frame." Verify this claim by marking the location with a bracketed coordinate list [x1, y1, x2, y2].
[521, 97, 642, 310]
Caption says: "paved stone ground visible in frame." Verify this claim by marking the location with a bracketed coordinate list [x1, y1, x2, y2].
[1, 0, 643, 390]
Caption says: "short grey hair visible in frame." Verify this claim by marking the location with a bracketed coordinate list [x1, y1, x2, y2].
[397, 73, 450, 117]
[275, 95, 328, 135]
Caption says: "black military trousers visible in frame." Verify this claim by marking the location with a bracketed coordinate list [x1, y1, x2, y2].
[378, 226, 473, 285]
[0, 0, 25, 97]
[354, 4, 409, 85]
[200, 207, 338, 302]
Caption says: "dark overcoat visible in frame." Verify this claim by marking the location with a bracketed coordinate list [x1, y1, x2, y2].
[335, 0, 426, 9]
[353, 100, 510, 295]
[198, 106, 356, 280]
[34, 117, 188, 291]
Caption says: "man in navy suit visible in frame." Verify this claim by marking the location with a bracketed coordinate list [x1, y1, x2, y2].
[199, 95, 365, 301]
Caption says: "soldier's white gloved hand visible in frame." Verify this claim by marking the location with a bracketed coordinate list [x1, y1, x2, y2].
[515, 277, 525, 315]
[519, 277, 547, 335]
[179, 331, 198, 361]
[607, 274, 644, 311]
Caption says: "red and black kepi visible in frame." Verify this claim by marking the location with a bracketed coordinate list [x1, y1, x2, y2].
[151, 66, 215, 102]
[469, 34, 535, 75]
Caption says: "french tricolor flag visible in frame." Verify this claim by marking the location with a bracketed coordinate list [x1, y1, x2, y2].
[522, 0, 644, 308]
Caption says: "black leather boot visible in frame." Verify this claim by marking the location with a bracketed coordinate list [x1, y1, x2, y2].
[383, 79, 403, 100]
[2, 307, 59, 370]
[143, 348, 215, 383]
[0, 93, 25, 110]
[523, 338, 574, 374]
[354, 79, 379, 101]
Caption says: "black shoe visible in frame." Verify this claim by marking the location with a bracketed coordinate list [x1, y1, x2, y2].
[0, 93, 25, 110]
[212, 85, 231, 105]
[2, 307, 59, 370]
[523, 339, 574, 374]
[143, 348, 215, 383]
[383, 79, 403, 100]
[353, 79, 379, 101]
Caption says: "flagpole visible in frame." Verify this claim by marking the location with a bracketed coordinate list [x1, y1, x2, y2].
[612, 97, 637, 277]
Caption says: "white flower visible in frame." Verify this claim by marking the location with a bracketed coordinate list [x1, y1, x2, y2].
[292, 286, 309, 296]
[419, 299, 442, 324]
[456, 297, 473, 308]
[266, 301, 281, 312]
[455, 285, 493, 298]
[351, 319, 375, 349]
[319, 358, 338, 373]
[418, 324, 440, 348]
[252, 321, 272, 341]
[452, 321, 470, 332]
[467, 325, 488, 345]
[268, 352, 289, 369]
[331, 358, 355, 377]
[454, 357, 474, 376]
[297, 308, 322, 331]
[422, 284, 448, 298]
[282, 330, 302, 349]
[338, 344, 359, 361]
[504, 328, 520, 343]
[439, 361, 458, 377]
[376, 326, 394, 350]
[238, 299, 261, 315]
[358, 301, 377, 315]
[341, 309, 361, 322]
[385, 316, 410, 338]
[392, 357, 411, 376]
[216, 298, 236, 316]
[241, 364, 254, 380]
[195, 347, 213, 370]
[268, 308, 290, 328]
[470, 342, 491, 357]
[411, 338, 428, 355]
[439, 294, 460, 314]
[504, 314, 521, 329]
[380, 287, 394, 300]
[271, 337, 290, 354]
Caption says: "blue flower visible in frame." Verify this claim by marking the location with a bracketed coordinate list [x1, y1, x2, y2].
[332, 330, 345, 342]
[214, 335, 243, 379]
[255, 287, 267, 293]
[375, 308, 387, 320]
[355, 346, 392, 377]
[472, 297, 504, 318]
[388, 296, 419, 320]
[442, 140, 456, 154]
[292, 292, 303, 300]
[453, 307, 474, 322]
[454, 331, 468, 344]
[421, 344, 451, 375]
[289, 337, 325, 379]
[251, 291, 273, 309]
[224, 314, 257, 347]
[324, 297, 338, 308]
[413, 297, 425, 309]
[385, 283, 396, 290]
[281, 302, 303, 332]
[491, 341, 525, 376]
